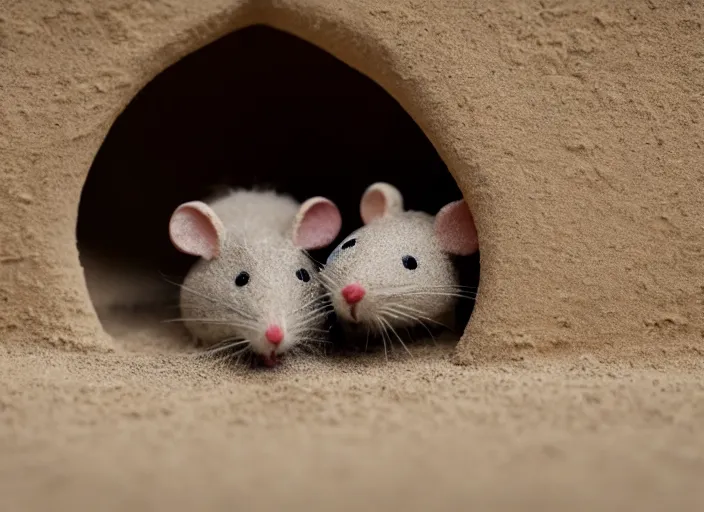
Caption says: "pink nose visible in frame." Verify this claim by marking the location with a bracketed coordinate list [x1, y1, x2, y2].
[265, 325, 284, 345]
[341, 283, 366, 305]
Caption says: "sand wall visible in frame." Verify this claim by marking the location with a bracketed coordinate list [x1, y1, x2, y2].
[1, 0, 702, 362]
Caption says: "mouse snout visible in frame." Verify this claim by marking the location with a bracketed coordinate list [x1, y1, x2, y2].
[341, 283, 366, 305]
[265, 324, 284, 345]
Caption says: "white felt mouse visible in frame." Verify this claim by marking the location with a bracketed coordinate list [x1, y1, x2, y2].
[168, 187, 342, 367]
[320, 182, 478, 353]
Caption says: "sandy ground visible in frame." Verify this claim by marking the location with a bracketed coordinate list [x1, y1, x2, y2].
[2, 321, 704, 512]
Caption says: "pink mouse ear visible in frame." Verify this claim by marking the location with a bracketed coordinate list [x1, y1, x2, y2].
[434, 199, 479, 256]
[360, 182, 404, 225]
[169, 201, 226, 260]
[292, 197, 342, 250]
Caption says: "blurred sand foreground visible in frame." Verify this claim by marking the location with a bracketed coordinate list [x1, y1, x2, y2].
[1, 331, 703, 512]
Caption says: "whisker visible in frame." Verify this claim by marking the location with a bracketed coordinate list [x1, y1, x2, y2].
[162, 317, 259, 329]
[379, 315, 413, 358]
[379, 306, 442, 344]
[376, 291, 476, 300]
[375, 283, 477, 292]
[202, 339, 251, 356]
[408, 315, 437, 346]
[318, 266, 347, 287]
[290, 321, 330, 336]
[373, 316, 389, 362]
[224, 346, 252, 366]
[376, 287, 476, 297]
[295, 302, 334, 325]
[403, 326, 428, 347]
[205, 335, 250, 350]
[293, 306, 332, 322]
[292, 294, 328, 316]
[316, 259, 343, 276]
[325, 269, 346, 285]
[371, 283, 476, 293]
[169, 281, 258, 321]
[382, 304, 453, 332]
[301, 249, 327, 269]
[161, 304, 258, 320]
[315, 272, 341, 291]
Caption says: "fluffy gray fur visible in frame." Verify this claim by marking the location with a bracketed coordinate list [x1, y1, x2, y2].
[320, 182, 478, 344]
[169, 188, 341, 366]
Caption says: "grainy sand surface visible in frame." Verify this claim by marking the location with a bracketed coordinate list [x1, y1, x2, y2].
[2, 323, 703, 511]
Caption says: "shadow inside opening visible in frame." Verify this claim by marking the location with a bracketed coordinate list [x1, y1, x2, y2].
[76, 24, 480, 353]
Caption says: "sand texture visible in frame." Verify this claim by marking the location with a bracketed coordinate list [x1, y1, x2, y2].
[1, 0, 703, 509]
[2, 338, 704, 511]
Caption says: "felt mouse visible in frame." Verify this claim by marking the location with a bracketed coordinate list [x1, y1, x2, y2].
[319, 182, 478, 353]
[169, 187, 342, 367]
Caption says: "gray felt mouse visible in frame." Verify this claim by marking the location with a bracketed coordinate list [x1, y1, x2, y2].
[319, 182, 478, 352]
[168, 187, 342, 366]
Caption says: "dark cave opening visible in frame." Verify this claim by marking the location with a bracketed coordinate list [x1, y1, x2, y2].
[76, 24, 479, 344]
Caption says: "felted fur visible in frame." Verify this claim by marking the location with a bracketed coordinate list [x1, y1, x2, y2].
[321, 183, 477, 336]
[171, 188, 341, 361]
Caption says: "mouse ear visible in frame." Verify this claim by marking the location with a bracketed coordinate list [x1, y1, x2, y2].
[360, 182, 404, 224]
[434, 199, 479, 256]
[292, 197, 342, 250]
[169, 201, 226, 260]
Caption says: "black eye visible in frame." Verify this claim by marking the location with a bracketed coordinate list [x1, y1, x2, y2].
[234, 271, 250, 286]
[402, 255, 417, 270]
[341, 238, 356, 250]
[296, 268, 311, 282]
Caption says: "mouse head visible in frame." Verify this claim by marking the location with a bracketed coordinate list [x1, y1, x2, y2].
[321, 182, 478, 330]
[169, 196, 342, 365]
